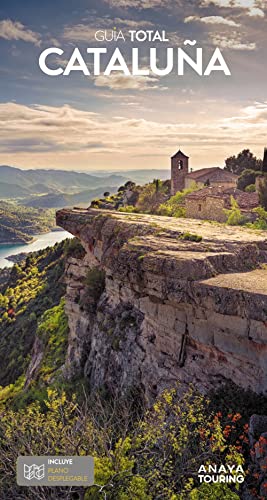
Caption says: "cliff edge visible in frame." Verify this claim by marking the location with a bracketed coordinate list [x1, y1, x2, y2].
[56, 208, 267, 401]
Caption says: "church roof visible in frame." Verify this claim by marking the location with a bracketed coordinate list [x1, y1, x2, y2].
[171, 149, 189, 159]
[186, 167, 238, 182]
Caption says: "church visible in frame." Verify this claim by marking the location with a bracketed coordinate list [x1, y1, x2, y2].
[170, 150, 238, 195]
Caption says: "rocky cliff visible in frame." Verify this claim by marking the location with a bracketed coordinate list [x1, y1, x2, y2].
[56, 208, 267, 402]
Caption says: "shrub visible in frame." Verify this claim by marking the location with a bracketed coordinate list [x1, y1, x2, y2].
[237, 169, 259, 191]
[190, 483, 240, 499]
[135, 181, 167, 214]
[245, 184, 256, 192]
[224, 197, 246, 226]
[158, 183, 198, 218]
[91, 199, 100, 208]
[118, 205, 138, 213]
[246, 207, 267, 230]
[84, 267, 106, 304]
[0, 385, 245, 499]
[180, 232, 203, 242]
[258, 176, 267, 210]
[64, 237, 85, 259]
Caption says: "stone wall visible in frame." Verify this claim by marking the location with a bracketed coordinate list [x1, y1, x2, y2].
[185, 196, 227, 222]
[57, 208, 267, 402]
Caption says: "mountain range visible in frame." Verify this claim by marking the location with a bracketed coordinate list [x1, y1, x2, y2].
[0, 165, 169, 208]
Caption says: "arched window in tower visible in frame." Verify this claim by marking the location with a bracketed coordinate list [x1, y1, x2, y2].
[178, 160, 183, 170]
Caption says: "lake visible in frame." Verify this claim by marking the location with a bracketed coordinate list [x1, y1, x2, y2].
[0, 230, 72, 268]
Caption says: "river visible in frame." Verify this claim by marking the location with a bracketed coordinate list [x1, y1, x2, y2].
[0, 230, 72, 268]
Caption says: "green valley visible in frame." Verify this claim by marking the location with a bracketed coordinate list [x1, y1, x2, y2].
[0, 201, 56, 243]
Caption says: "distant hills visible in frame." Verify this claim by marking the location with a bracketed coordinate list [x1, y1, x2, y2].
[0, 165, 169, 208]
[0, 165, 127, 193]
[80, 169, 170, 185]
[23, 187, 118, 209]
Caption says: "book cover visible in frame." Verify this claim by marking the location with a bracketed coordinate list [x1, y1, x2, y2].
[0, 0, 266, 498]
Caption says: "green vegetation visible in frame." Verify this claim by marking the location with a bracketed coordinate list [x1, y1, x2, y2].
[245, 183, 256, 192]
[224, 197, 246, 226]
[134, 179, 169, 213]
[36, 299, 68, 382]
[157, 184, 198, 217]
[258, 176, 267, 210]
[247, 207, 267, 230]
[118, 205, 138, 213]
[0, 235, 265, 498]
[0, 240, 71, 388]
[98, 179, 171, 214]
[180, 232, 203, 242]
[0, 200, 55, 243]
[64, 236, 85, 259]
[85, 267, 106, 301]
[80, 267, 106, 312]
[0, 385, 246, 500]
[225, 149, 262, 175]
[237, 169, 262, 191]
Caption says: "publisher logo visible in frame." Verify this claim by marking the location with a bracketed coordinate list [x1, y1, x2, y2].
[17, 456, 94, 486]
[198, 463, 245, 484]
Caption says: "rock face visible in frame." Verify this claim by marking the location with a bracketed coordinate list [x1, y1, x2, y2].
[56, 208, 267, 402]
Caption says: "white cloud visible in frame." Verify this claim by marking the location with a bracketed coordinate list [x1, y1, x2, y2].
[222, 102, 267, 127]
[211, 33, 256, 50]
[0, 19, 41, 45]
[200, 0, 264, 18]
[63, 19, 154, 42]
[0, 100, 265, 170]
[94, 73, 160, 91]
[185, 15, 240, 26]
[248, 7, 264, 17]
[103, 0, 169, 8]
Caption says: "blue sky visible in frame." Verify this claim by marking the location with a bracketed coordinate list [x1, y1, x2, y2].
[0, 0, 266, 171]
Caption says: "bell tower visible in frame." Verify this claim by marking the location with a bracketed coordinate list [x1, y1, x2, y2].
[171, 149, 189, 195]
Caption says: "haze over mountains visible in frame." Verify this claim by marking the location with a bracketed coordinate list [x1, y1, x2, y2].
[0, 165, 169, 208]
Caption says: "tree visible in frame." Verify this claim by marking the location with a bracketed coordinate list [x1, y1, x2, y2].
[103, 191, 110, 197]
[135, 181, 167, 214]
[153, 179, 160, 192]
[258, 176, 267, 210]
[124, 181, 136, 190]
[225, 149, 262, 175]
[237, 169, 260, 191]
[263, 148, 267, 173]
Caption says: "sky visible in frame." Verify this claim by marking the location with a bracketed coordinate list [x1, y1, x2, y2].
[0, 0, 266, 172]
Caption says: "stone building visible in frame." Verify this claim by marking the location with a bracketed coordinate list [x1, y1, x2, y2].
[184, 166, 238, 190]
[170, 149, 238, 195]
[185, 186, 259, 222]
[171, 150, 189, 195]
